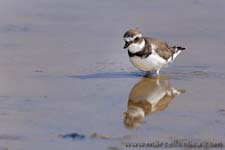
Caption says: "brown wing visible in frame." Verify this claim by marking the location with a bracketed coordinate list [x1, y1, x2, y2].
[145, 37, 175, 60]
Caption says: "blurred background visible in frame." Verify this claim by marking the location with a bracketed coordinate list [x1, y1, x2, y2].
[0, 0, 225, 149]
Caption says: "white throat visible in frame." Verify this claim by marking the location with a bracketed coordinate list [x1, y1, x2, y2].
[128, 40, 145, 53]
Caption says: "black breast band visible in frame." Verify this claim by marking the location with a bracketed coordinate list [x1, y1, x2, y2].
[128, 50, 151, 58]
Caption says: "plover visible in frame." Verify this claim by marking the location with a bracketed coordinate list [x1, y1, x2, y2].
[123, 28, 186, 75]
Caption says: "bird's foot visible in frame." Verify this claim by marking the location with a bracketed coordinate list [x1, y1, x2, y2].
[143, 70, 162, 79]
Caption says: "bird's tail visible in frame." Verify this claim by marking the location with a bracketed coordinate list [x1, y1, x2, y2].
[171, 46, 186, 51]
[170, 46, 186, 62]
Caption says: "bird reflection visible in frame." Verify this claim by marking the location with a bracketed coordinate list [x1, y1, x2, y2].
[123, 77, 185, 129]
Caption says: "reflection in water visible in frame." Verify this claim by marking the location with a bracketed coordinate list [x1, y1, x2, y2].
[123, 77, 185, 129]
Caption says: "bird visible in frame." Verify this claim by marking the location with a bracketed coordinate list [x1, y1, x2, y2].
[123, 28, 186, 75]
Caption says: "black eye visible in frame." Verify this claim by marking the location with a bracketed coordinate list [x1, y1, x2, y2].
[134, 37, 139, 42]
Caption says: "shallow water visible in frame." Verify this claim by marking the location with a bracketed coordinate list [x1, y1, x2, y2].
[0, 0, 225, 150]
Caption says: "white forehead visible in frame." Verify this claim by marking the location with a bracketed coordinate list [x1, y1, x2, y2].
[124, 34, 142, 42]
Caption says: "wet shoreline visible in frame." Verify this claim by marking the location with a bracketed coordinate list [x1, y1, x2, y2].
[1, 0, 225, 149]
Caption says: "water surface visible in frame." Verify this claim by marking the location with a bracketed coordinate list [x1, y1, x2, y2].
[0, 0, 225, 149]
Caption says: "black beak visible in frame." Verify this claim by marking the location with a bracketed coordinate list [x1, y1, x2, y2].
[124, 42, 130, 49]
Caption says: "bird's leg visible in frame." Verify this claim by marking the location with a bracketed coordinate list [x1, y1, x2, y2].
[156, 69, 160, 76]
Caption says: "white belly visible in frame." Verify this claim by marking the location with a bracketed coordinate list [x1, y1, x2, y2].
[129, 52, 168, 71]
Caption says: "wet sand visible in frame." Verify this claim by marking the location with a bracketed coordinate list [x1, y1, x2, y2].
[0, 0, 225, 149]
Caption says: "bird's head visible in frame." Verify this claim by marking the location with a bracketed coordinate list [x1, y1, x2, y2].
[123, 28, 145, 53]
